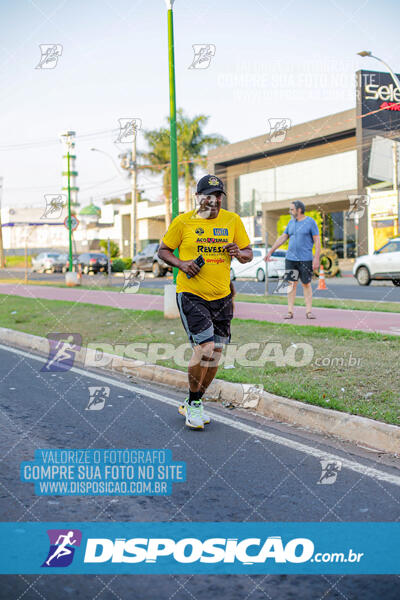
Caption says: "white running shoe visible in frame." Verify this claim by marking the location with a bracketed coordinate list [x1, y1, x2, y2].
[179, 399, 210, 428]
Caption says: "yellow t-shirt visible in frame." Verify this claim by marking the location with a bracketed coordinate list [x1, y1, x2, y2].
[162, 208, 251, 301]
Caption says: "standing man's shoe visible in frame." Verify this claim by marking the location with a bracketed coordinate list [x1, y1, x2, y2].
[179, 399, 210, 427]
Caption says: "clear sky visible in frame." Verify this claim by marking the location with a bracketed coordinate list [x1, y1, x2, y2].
[1, 0, 400, 209]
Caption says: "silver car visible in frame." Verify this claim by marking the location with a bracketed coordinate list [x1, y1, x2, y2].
[230, 248, 287, 282]
[31, 252, 64, 273]
[353, 237, 400, 286]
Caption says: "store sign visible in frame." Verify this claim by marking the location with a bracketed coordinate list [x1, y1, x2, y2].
[380, 102, 400, 111]
[358, 70, 400, 126]
[369, 191, 398, 218]
[364, 83, 400, 102]
[356, 70, 400, 189]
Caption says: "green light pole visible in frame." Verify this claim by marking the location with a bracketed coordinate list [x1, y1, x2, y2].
[61, 131, 75, 272]
[166, 0, 179, 283]
[67, 151, 73, 271]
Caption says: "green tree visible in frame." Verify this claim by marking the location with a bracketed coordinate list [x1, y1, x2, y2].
[177, 109, 227, 212]
[142, 110, 228, 227]
[99, 239, 119, 258]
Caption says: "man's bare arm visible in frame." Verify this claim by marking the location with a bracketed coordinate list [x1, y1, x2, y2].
[264, 233, 289, 261]
[158, 241, 201, 278]
[313, 235, 321, 270]
[223, 243, 253, 264]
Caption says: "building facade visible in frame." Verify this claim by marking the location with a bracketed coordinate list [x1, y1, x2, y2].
[208, 69, 400, 257]
[1, 198, 181, 257]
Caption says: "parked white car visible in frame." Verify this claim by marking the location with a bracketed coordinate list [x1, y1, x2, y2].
[31, 252, 65, 273]
[230, 248, 286, 281]
[353, 237, 400, 286]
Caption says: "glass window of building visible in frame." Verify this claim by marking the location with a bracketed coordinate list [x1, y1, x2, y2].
[238, 150, 357, 212]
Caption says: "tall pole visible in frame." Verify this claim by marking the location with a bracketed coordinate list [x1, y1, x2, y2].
[61, 131, 75, 273]
[107, 237, 112, 286]
[131, 134, 137, 257]
[166, 0, 179, 283]
[264, 231, 269, 296]
[0, 177, 5, 268]
[67, 149, 73, 271]
[393, 141, 399, 236]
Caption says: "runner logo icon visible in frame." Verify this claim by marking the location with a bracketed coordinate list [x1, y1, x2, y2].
[41, 333, 82, 372]
[42, 529, 82, 567]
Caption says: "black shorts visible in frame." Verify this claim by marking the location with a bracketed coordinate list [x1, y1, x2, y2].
[285, 259, 313, 284]
[176, 292, 233, 347]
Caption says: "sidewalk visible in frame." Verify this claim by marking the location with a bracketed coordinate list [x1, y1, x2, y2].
[1, 283, 399, 336]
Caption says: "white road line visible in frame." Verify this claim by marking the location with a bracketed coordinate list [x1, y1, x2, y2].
[1, 343, 400, 487]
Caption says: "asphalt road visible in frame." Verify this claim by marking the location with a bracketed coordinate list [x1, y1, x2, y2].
[4, 269, 400, 303]
[0, 343, 399, 599]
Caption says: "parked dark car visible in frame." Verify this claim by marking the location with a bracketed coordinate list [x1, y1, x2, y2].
[60, 253, 79, 273]
[77, 252, 109, 274]
[330, 241, 356, 259]
[132, 243, 171, 277]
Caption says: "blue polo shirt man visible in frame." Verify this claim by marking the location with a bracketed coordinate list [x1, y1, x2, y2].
[265, 201, 321, 319]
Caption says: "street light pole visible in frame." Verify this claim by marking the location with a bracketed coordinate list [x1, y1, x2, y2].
[131, 133, 137, 258]
[0, 177, 5, 269]
[61, 131, 75, 272]
[166, 0, 179, 284]
[357, 51, 400, 91]
[115, 146, 138, 259]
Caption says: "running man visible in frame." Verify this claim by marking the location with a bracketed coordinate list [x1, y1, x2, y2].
[265, 200, 320, 319]
[46, 531, 77, 566]
[158, 174, 253, 429]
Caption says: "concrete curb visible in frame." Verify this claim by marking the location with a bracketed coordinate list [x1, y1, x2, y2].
[1, 327, 399, 454]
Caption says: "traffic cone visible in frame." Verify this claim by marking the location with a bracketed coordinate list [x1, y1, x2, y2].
[317, 265, 327, 290]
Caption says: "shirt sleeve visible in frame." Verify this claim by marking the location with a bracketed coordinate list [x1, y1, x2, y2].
[233, 215, 251, 249]
[284, 223, 290, 235]
[311, 219, 319, 236]
[162, 216, 183, 250]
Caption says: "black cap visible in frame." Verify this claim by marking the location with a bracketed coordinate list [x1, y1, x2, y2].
[196, 174, 225, 195]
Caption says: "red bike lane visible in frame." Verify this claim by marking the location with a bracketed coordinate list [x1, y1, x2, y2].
[0, 284, 399, 336]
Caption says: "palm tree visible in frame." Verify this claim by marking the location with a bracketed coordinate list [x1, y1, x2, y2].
[177, 109, 227, 212]
[142, 111, 227, 227]
[141, 127, 172, 226]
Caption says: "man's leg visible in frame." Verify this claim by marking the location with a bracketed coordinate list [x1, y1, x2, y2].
[303, 282, 312, 313]
[287, 280, 298, 314]
[179, 341, 216, 429]
[188, 341, 215, 398]
[199, 347, 223, 396]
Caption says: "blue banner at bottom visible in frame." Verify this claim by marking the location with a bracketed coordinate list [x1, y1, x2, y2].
[0, 522, 398, 574]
